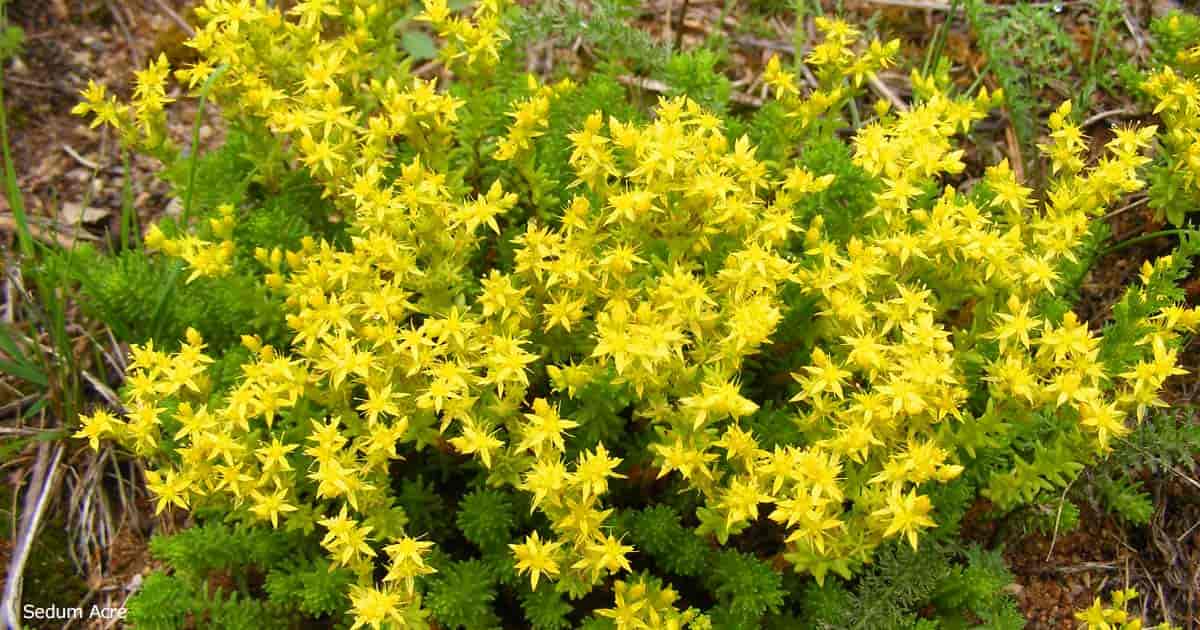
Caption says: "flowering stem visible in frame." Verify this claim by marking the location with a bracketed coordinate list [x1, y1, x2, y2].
[1101, 229, 1200, 257]
[183, 64, 229, 227]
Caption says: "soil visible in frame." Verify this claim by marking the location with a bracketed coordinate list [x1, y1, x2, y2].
[2, 0, 218, 251]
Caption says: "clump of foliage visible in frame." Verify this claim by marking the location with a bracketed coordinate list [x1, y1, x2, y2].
[966, 0, 1126, 169]
[124, 522, 353, 629]
[966, 0, 1080, 161]
[1085, 409, 1200, 526]
[64, 0, 1200, 628]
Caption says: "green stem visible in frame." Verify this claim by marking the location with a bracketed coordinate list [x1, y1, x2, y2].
[120, 151, 135, 250]
[1101, 229, 1200, 256]
[1075, 2, 1113, 110]
[183, 64, 229, 227]
[923, 0, 963, 77]
[965, 59, 992, 96]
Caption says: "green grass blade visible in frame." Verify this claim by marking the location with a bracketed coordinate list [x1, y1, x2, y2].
[0, 0, 31, 258]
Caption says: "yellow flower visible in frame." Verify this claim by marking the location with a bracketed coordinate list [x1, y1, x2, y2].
[517, 398, 579, 456]
[510, 530, 562, 590]
[249, 484, 298, 527]
[75, 409, 119, 450]
[384, 536, 437, 592]
[718, 475, 774, 528]
[255, 438, 297, 473]
[144, 467, 191, 514]
[572, 443, 625, 501]
[573, 533, 634, 581]
[347, 585, 403, 630]
[448, 420, 505, 468]
[872, 488, 936, 550]
[319, 506, 377, 567]
[792, 347, 852, 400]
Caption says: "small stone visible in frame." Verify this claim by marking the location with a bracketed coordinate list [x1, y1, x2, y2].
[59, 201, 109, 224]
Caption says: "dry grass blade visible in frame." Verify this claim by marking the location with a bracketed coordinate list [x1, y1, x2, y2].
[0, 441, 66, 630]
[65, 446, 122, 580]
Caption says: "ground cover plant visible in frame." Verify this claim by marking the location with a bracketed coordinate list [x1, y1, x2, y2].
[3, 0, 1200, 628]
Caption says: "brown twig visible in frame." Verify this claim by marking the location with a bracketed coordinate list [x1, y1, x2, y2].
[104, 0, 142, 68]
[868, 74, 909, 113]
[673, 0, 690, 51]
[0, 396, 39, 420]
[62, 144, 101, 170]
[1004, 120, 1026, 182]
[1046, 475, 1079, 562]
[1122, 5, 1148, 63]
[1051, 561, 1120, 574]
[5, 76, 54, 89]
[1103, 195, 1149, 221]
[148, 0, 195, 37]
[616, 74, 764, 107]
[1082, 107, 1136, 129]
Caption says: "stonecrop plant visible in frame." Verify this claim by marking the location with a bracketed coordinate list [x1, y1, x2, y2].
[1139, 11, 1200, 226]
[68, 1, 1199, 628]
[1075, 588, 1181, 630]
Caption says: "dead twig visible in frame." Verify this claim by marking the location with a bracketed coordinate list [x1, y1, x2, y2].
[62, 144, 101, 171]
[0, 422, 52, 432]
[1176, 517, 1200, 543]
[672, 0, 690, 51]
[413, 60, 440, 79]
[1082, 107, 1136, 129]
[868, 74, 909, 113]
[1103, 195, 1149, 221]
[1046, 475, 1079, 561]
[5, 77, 54, 89]
[148, 0, 195, 37]
[1122, 6, 1148, 63]
[1052, 561, 1120, 575]
[1004, 121, 1026, 182]
[0, 395, 38, 420]
[736, 34, 796, 54]
[616, 74, 764, 107]
[81, 369, 122, 409]
[104, 0, 142, 68]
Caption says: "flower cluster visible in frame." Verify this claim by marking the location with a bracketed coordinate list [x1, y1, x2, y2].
[72, 52, 174, 155]
[596, 575, 709, 630]
[417, 0, 509, 75]
[144, 203, 237, 282]
[495, 75, 575, 162]
[1075, 588, 1181, 630]
[780, 85, 1195, 575]
[763, 18, 901, 127]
